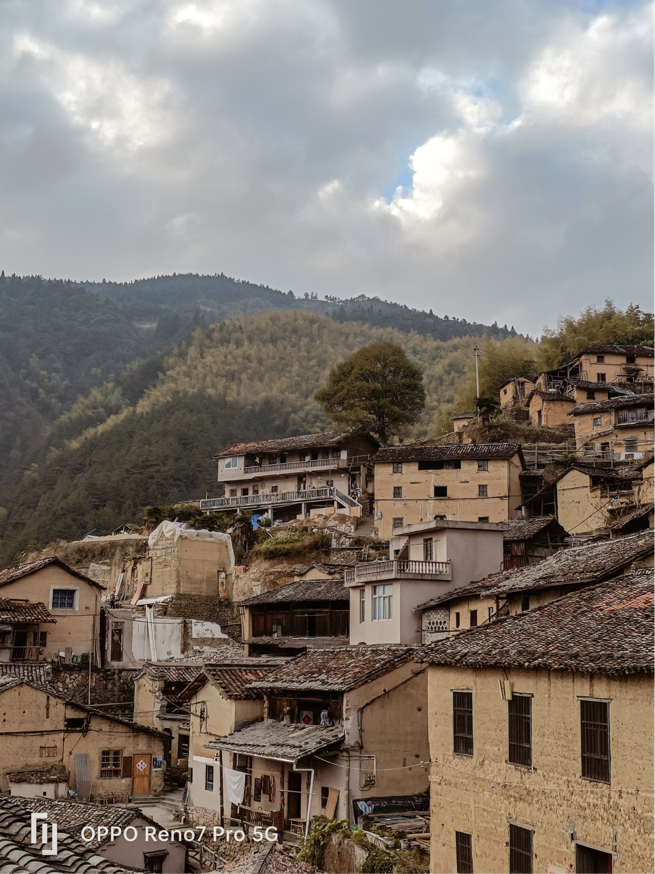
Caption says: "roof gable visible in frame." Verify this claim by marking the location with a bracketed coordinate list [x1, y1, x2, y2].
[215, 431, 377, 458]
[569, 394, 655, 415]
[240, 577, 347, 606]
[0, 557, 104, 591]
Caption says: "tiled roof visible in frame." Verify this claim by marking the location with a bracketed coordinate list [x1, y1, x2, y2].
[205, 720, 345, 763]
[0, 558, 104, 591]
[563, 379, 634, 394]
[371, 443, 524, 464]
[502, 517, 566, 542]
[418, 570, 654, 675]
[0, 663, 52, 685]
[295, 562, 346, 578]
[607, 504, 653, 531]
[0, 795, 134, 873]
[215, 432, 351, 457]
[241, 578, 348, 606]
[416, 569, 512, 611]
[248, 646, 415, 692]
[137, 663, 205, 683]
[204, 664, 280, 700]
[246, 637, 349, 650]
[576, 344, 654, 358]
[527, 391, 575, 403]
[569, 394, 655, 415]
[0, 599, 55, 624]
[6, 764, 68, 785]
[222, 845, 319, 874]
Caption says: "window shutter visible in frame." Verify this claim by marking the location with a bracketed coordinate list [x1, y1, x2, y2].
[122, 756, 133, 778]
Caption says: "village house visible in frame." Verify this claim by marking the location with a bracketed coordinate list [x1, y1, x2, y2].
[0, 679, 168, 803]
[568, 393, 654, 458]
[346, 519, 505, 646]
[418, 529, 653, 644]
[371, 443, 525, 539]
[501, 516, 569, 570]
[0, 795, 135, 873]
[0, 559, 103, 663]
[525, 390, 575, 428]
[202, 647, 429, 835]
[418, 570, 654, 874]
[498, 377, 536, 408]
[240, 577, 350, 656]
[449, 413, 475, 432]
[179, 662, 283, 827]
[535, 344, 654, 392]
[6, 796, 187, 873]
[199, 432, 379, 523]
[0, 598, 55, 663]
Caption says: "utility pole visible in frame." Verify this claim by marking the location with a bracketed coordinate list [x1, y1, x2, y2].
[474, 346, 480, 404]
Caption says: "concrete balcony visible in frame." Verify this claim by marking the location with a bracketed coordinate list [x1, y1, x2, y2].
[243, 458, 340, 475]
[200, 486, 361, 514]
[344, 559, 452, 586]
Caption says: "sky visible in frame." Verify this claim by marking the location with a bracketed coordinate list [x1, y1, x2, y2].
[0, 0, 652, 335]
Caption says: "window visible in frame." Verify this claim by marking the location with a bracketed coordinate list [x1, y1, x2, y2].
[455, 612, 460, 628]
[478, 516, 489, 523]
[392, 462, 403, 474]
[488, 607, 494, 620]
[477, 460, 488, 472]
[596, 355, 605, 363]
[434, 486, 448, 498]
[271, 485, 278, 494]
[469, 610, 477, 627]
[586, 390, 596, 400]
[372, 584, 392, 620]
[36, 631, 47, 647]
[321, 786, 329, 808]
[580, 699, 610, 783]
[205, 764, 214, 791]
[455, 832, 473, 874]
[521, 595, 530, 612]
[65, 718, 85, 730]
[592, 416, 602, 427]
[624, 437, 638, 454]
[229, 489, 237, 497]
[100, 749, 122, 779]
[419, 460, 461, 470]
[189, 768, 193, 783]
[478, 485, 488, 497]
[618, 409, 641, 424]
[224, 457, 238, 469]
[626, 354, 636, 364]
[359, 589, 365, 623]
[144, 852, 168, 873]
[178, 735, 189, 759]
[40, 746, 57, 758]
[392, 517, 404, 530]
[453, 691, 473, 755]
[393, 486, 403, 498]
[596, 373, 606, 382]
[423, 538, 433, 561]
[508, 695, 532, 767]
[241, 488, 249, 496]
[52, 589, 75, 609]
[509, 824, 533, 874]
[575, 844, 613, 873]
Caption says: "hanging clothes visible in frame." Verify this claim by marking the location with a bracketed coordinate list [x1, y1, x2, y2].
[223, 767, 246, 809]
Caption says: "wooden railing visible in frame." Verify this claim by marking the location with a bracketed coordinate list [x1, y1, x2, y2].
[244, 458, 338, 474]
[344, 559, 451, 585]
[200, 487, 361, 512]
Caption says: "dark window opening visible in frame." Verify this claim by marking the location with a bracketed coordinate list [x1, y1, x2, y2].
[581, 700, 610, 783]
[393, 486, 403, 498]
[575, 843, 613, 873]
[586, 390, 596, 400]
[144, 852, 168, 873]
[508, 695, 532, 767]
[453, 691, 473, 756]
[455, 832, 473, 874]
[478, 485, 488, 497]
[596, 355, 605, 363]
[65, 718, 85, 730]
[241, 488, 249, 496]
[478, 516, 489, 523]
[625, 354, 636, 364]
[178, 735, 189, 759]
[419, 460, 461, 470]
[521, 595, 530, 612]
[477, 460, 488, 472]
[597, 373, 606, 382]
[434, 486, 448, 498]
[321, 786, 329, 808]
[392, 517, 404, 529]
[392, 462, 403, 474]
[469, 610, 477, 627]
[455, 612, 460, 628]
[423, 538, 433, 561]
[509, 824, 533, 874]
[205, 765, 214, 791]
[52, 590, 75, 609]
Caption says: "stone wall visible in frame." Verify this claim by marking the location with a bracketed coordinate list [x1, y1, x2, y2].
[47, 663, 136, 716]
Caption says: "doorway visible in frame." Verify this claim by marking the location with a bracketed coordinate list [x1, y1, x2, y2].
[12, 631, 27, 660]
[297, 476, 306, 491]
[287, 771, 302, 820]
[575, 844, 612, 873]
[132, 754, 151, 795]
[110, 623, 123, 662]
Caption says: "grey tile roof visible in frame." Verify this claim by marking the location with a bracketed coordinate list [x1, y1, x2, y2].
[569, 394, 655, 415]
[204, 720, 345, 763]
[607, 504, 653, 531]
[6, 764, 67, 785]
[0, 558, 104, 591]
[0, 663, 53, 684]
[371, 443, 524, 464]
[137, 663, 204, 683]
[502, 516, 567, 542]
[240, 578, 348, 606]
[0, 599, 55, 624]
[248, 646, 415, 692]
[416, 570, 512, 611]
[203, 664, 280, 700]
[418, 570, 654, 675]
[215, 431, 351, 457]
[245, 637, 349, 650]
[222, 845, 319, 874]
[575, 344, 654, 358]
[527, 390, 575, 403]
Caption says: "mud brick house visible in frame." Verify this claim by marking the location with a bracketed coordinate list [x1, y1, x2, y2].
[200, 431, 379, 522]
[0, 680, 168, 803]
[371, 443, 525, 539]
[204, 647, 429, 833]
[525, 389, 575, 428]
[0, 599, 55, 663]
[568, 393, 654, 459]
[0, 795, 136, 873]
[501, 516, 569, 570]
[418, 570, 654, 874]
[240, 577, 350, 656]
[6, 796, 187, 873]
[418, 529, 653, 644]
[499, 377, 536, 408]
[536, 344, 654, 392]
[346, 519, 505, 646]
[0, 559, 103, 662]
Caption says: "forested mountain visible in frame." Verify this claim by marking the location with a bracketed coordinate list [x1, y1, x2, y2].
[0, 312, 487, 563]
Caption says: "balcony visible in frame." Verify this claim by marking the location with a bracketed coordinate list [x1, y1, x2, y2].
[244, 457, 339, 475]
[200, 486, 361, 513]
[344, 559, 452, 586]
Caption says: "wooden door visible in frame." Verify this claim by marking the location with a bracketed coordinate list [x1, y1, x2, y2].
[110, 623, 123, 661]
[132, 753, 151, 795]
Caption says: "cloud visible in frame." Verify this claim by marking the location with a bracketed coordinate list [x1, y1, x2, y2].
[0, 0, 651, 334]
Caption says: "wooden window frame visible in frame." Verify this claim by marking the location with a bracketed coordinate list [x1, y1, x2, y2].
[508, 694, 532, 767]
[393, 486, 403, 499]
[392, 462, 403, 474]
[453, 691, 473, 756]
[509, 823, 533, 874]
[455, 831, 473, 873]
[205, 764, 214, 791]
[100, 749, 122, 779]
[580, 699, 611, 784]
[478, 485, 488, 497]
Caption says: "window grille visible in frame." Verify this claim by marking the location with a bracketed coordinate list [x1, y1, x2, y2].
[509, 824, 533, 873]
[508, 695, 532, 767]
[581, 700, 610, 783]
[393, 486, 403, 498]
[455, 832, 473, 874]
[100, 749, 122, 779]
[453, 691, 473, 755]
[478, 485, 488, 497]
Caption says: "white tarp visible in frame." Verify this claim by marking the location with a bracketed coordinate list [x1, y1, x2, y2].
[223, 767, 246, 808]
[192, 620, 228, 639]
[148, 520, 235, 571]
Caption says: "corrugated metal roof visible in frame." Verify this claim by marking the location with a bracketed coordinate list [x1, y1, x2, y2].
[371, 443, 524, 464]
[0, 599, 55, 624]
[248, 646, 416, 692]
[418, 570, 654, 675]
[569, 394, 655, 415]
[204, 720, 345, 762]
[240, 578, 348, 606]
[215, 432, 349, 458]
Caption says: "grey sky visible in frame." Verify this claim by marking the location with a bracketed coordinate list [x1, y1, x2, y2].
[0, 0, 651, 334]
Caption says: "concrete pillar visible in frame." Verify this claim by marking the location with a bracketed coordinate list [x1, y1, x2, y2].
[301, 503, 307, 518]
